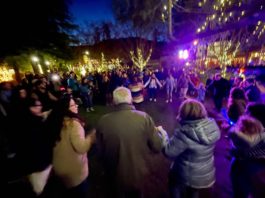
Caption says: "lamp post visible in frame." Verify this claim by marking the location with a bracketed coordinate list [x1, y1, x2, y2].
[31, 56, 39, 74]
[31, 56, 44, 74]
[45, 60, 50, 73]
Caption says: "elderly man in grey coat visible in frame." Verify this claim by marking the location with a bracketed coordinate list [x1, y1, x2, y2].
[97, 87, 162, 198]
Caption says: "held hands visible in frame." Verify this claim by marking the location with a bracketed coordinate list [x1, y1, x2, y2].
[156, 126, 169, 147]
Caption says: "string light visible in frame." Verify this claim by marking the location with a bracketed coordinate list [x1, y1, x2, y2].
[0, 66, 15, 82]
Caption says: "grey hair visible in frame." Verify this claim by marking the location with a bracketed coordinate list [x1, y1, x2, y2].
[113, 87, 132, 105]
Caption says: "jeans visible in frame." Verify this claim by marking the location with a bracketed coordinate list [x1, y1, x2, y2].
[179, 88, 188, 98]
[149, 88, 157, 99]
[81, 94, 93, 108]
[168, 172, 213, 198]
[167, 86, 174, 100]
[169, 185, 213, 198]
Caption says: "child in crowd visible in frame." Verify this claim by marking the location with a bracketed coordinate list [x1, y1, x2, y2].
[158, 99, 220, 198]
[165, 72, 176, 103]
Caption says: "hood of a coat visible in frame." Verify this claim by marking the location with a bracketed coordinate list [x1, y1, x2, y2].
[180, 118, 220, 145]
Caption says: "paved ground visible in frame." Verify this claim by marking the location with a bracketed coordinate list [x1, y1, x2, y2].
[7, 95, 233, 198]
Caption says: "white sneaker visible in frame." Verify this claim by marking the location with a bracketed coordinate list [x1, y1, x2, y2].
[90, 107, 95, 111]
[149, 98, 153, 101]
[86, 108, 90, 112]
[166, 100, 169, 103]
[154, 99, 157, 102]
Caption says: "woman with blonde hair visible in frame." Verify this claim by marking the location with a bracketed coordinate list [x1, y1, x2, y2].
[158, 99, 220, 198]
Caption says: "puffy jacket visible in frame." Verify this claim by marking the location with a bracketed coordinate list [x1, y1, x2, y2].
[164, 118, 220, 188]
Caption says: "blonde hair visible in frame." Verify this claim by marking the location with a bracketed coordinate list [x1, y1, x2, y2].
[178, 99, 208, 121]
[237, 115, 264, 135]
[113, 87, 132, 105]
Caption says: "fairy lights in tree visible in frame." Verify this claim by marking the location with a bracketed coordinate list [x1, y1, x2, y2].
[0, 66, 15, 82]
[130, 48, 153, 71]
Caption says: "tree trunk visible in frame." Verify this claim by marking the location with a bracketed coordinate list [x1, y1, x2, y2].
[168, 0, 176, 40]
[13, 63, 21, 83]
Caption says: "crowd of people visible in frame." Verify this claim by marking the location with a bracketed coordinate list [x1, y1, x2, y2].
[0, 67, 265, 198]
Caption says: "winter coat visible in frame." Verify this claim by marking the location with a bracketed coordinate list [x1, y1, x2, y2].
[52, 118, 92, 188]
[97, 103, 162, 190]
[229, 129, 265, 197]
[163, 118, 220, 188]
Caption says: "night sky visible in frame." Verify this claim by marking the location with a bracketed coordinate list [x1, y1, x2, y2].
[70, 0, 114, 24]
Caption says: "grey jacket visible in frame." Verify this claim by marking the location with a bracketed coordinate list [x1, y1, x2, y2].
[164, 118, 220, 188]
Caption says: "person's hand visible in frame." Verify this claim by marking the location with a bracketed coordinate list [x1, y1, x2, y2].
[156, 126, 169, 147]
[87, 129, 96, 144]
[156, 126, 168, 137]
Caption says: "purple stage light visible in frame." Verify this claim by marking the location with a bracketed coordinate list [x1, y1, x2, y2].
[179, 50, 189, 59]
[183, 50, 189, 59]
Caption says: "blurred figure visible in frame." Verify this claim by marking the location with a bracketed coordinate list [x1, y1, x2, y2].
[165, 72, 176, 103]
[31, 80, 57, 111]
[246, 103, 265, 127]
[101, 74, 112, 106]
[97, 87, 162, 198]
[129, 76, 144, 104]
[227, 87, 247, 124]
[229, 115, 265, 198]
[144, 73, 162, 102]
[158, 99, 220, 198]
[13, 98, 52, 196]
[121, 72, 130, 88]
[245, 78, 260, 103]
[67, 71, 79, 98]
[80, 78, 94, 112]
[233, 77, 243, 88]
[256, 74, 265, 103]
[209, 73, 230, 112]
[197, 83, 206, 103]
[178, 73, 189, 99]
[0, 82, 13, 113]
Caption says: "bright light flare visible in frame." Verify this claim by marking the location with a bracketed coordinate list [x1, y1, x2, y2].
[31, 56, 39, 62]
[51, 74, 60, 81]
[179, 50, 189, 60]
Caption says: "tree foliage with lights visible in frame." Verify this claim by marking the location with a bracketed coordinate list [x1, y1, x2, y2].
[130, 47, 153, 71]
[194, 0, 264, 72]
[112, 0, 168, 70]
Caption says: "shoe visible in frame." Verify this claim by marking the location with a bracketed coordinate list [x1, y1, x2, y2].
[166, 100, 169, 103]
[154, 99, 157, 102]
[170, 99, 172, 103]
[86, 108, 90, 112]
[149, 98, 153, 101]
[90, 107, 95, 111]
